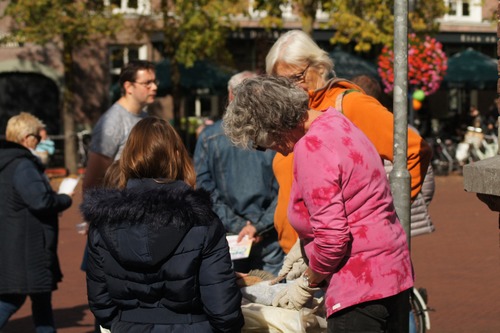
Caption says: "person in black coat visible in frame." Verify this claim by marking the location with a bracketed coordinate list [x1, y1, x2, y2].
[0, 112, 73, 333]
[80, 117, 244, 333]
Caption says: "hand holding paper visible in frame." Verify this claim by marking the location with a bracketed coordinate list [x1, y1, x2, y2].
[58, 177, 80, 195]
[226, 235, 253, 260]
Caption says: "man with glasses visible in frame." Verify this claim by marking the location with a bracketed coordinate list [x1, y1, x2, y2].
[83, 60, 157, 191]
[81, 59, 156, 333]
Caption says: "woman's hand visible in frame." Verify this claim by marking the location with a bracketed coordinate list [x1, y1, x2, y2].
[270, 238, 307, 284]
[235, 272, 248, 279]
[271, 274, 319, 310]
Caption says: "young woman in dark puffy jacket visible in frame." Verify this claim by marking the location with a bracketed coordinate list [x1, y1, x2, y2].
[81, 117, 244, 333]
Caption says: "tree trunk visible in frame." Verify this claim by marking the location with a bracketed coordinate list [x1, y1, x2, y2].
[298, 0, 318, 35]
[62, 45, 78, 174]
[161, 0, 182, 129]
[171, 59, 182, 128]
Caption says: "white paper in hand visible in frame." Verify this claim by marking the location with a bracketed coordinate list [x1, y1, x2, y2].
[58, 177, 79, 195]
[226, 235, 252, 260]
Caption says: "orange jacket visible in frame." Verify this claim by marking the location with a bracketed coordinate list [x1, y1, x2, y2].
[273, 79, 432, 253]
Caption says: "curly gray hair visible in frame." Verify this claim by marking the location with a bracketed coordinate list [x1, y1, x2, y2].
[222, 75, 309, 149]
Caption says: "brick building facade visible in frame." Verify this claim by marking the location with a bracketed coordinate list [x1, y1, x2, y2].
[0, 1, 497, 144]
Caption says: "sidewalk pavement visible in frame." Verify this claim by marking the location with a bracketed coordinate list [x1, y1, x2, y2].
[1, 174, 499, 333]
[411, 175, 499, 333]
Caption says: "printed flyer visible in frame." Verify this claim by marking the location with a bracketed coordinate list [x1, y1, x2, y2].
[226, 235, 252, 260]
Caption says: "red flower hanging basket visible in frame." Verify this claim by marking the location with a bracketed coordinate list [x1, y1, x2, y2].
[378, 34, 447, 96]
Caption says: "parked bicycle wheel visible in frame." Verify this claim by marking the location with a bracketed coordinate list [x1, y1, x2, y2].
[410, 287, 430, 333]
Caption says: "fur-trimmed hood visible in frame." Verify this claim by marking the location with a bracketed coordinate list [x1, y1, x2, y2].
[80, 179, 217, 269]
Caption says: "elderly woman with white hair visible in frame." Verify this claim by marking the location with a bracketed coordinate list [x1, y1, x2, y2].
[264, 30, 431, 255]
[0, 112, 72, 333]
[223, 75, 413, 333]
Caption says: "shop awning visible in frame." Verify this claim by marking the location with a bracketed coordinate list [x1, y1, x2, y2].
[443, 48, 498, 90]
[329, 49, 380, 80]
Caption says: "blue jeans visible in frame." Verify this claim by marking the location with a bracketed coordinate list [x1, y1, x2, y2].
[327, 290, 408, 333]
[232, 230, 284, 276]
[0, 293, 55, 333]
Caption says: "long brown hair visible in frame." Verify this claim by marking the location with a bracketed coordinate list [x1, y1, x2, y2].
[118, 117, 196, 188]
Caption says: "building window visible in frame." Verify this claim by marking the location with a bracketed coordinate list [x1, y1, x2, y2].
[448, 0, 470, 17]
[462, 1, 470, 16]
[104, 0, 150, 14]
[109, 45, 148, 84]
[448, 1, 457, 16]
[444, 0, 481, 22]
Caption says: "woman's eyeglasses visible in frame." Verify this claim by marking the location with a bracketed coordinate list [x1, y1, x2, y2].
[252, 131, 267, 151]
[28, 133, 42, 143]
[252, 131, 276, 152]
[288, 65, 310, 83]
[252, 142, 267, 152]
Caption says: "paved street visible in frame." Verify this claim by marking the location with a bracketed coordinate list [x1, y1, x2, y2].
[1, 174, 499, 333]
[411, 175, 499, 333]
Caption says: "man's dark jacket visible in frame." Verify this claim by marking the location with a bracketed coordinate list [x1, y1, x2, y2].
[81, 179, 244, 332]
[0, 140, 72, 294]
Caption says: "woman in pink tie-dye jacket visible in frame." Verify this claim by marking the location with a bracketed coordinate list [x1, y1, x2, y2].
[223, 75, 413, 333]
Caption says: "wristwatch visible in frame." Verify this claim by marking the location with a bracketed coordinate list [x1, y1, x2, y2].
[303, 273, 318, 288]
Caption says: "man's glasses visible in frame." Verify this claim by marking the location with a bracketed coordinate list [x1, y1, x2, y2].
[133, 79, 159, 88]
[287, 65, 310, 83]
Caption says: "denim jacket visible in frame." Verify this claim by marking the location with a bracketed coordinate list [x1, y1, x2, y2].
[194, 120, 278, 235]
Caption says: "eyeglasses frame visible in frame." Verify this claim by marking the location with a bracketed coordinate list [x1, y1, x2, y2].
[288, 65, 310, 83]
[27, 133, 42, 143]
[132, 79, 160, 88]
[252, 129, 266, 151]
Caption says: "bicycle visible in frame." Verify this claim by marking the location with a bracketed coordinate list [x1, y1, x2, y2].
[455, 126, 499, 168]
[410, 286, 433, 333]
[76, 129, 91, 168]
[429, 136, 456, 176]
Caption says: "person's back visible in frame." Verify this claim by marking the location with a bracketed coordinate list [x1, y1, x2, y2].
[196, 120, 276, 228]
[195, 119, 284, 274]
[82, 179, 243, 332]
[350, 74, 436, 238]
[194, 71, 284, 275]
[82, 117, 244, 332]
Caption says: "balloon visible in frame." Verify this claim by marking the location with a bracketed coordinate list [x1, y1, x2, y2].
[412, 99, 422, 111]
[412, 89, 425, 102]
